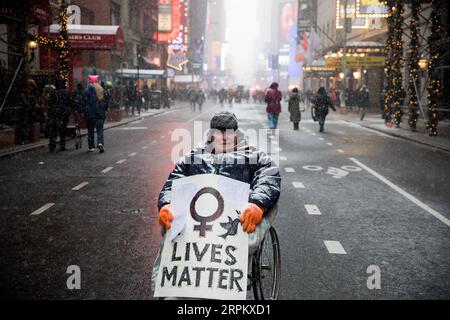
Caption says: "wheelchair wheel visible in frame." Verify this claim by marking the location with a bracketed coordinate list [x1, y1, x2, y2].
[252, 226, 281, 300]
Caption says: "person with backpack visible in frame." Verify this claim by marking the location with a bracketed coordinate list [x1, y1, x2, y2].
[83, 78, 106, 153]
[311, 87, 336, 133]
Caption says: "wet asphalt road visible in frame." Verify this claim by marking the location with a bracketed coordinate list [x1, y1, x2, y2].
[0, 101, 449, 299]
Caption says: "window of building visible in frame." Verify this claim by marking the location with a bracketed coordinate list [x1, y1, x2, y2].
[129, 0, 140, 31]
[111, 2, 121, 26]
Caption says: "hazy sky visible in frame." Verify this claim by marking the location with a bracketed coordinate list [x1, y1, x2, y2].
[225, 0, 261, 86]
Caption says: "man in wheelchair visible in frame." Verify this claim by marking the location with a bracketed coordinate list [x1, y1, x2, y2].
[158, 111, 280, 238]
[153, 111, 281, 298]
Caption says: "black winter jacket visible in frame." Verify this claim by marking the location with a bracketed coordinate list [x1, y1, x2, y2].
[158, 133, 281, 214]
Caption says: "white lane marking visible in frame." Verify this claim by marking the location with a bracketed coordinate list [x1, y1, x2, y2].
[327, 142, 333, 146]
[292, 182, 305, 189]
[160, 135, 165, 139]
[142, 146, 148, 150]
[324, 241, 347, 254]
[280, 156, 287, 161]
[319, 137, 324, 141]
[341, 165, 362, 172]
[101, 167, 114, 173]
[305, 205, 321, 215]
[303, 165, 323, 171]
[30, 203, 55, 216]
[312, 133, 317, 136]
[337, 149, 345, 153]
[116, 159, 127, 164]
[152, 140, 157, 144]
[129, 152, 137, 157]
[350, 157, 450, 227]
[285, 167, 295, 173]
[72, 182, 89, 191]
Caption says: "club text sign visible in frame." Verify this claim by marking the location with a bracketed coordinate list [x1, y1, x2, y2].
[154, 174, 250, 300]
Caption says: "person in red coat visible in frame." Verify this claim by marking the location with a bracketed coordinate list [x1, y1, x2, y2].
[265, 82, 282, 131]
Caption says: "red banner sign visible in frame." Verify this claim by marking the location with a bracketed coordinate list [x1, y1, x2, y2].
[154, 0, 181, 42]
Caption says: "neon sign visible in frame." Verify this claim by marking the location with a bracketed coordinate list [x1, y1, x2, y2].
[154, 0, 181, 42]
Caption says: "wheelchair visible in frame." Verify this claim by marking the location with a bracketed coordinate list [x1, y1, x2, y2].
[248, 204, 281, 300]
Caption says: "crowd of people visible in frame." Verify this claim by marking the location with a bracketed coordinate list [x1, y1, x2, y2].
[9, 74, 372, 154]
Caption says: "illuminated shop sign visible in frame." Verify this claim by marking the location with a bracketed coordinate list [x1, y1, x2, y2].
[336, 0, 368, 30]
[356, 0, 388, 18]
[154, 0, 181, 42]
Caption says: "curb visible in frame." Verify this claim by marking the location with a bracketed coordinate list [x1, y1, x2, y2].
[0, 109, 169, 159]
[343, 120, 450, 154]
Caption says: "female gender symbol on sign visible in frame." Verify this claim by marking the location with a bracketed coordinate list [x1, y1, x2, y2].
[190, 187, 224, 237]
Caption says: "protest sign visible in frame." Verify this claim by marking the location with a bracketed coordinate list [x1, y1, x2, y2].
[154, 174, 250, 300]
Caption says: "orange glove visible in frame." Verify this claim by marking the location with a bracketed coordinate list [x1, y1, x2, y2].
[158, 204, 174, 229]
[239, 203, 264, 234]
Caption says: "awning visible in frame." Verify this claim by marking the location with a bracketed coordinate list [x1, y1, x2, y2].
[47, 24, 124, 51]
[115, 69, 166, 79]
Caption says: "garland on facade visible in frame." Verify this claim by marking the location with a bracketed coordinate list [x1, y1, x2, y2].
[382, 0, 394, 124]
[391, 0, 405, 128]
[426, 0, 443, 136]
[407, 0, 420, 130]
[35, 3, 70, 87]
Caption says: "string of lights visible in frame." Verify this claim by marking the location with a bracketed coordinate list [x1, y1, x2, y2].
[391, 0, 405, 128]
[407, 0, 420, 130]
[382, 0, 394, 124]
[35, 3, 70, 87]
[426, 0, 443, 136]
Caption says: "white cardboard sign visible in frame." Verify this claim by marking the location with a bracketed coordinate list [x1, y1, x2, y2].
[154, 174, 250, 300]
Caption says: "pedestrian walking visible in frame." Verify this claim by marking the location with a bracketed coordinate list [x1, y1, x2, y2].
[357, 85, 370, 121]
[125, 80, 137, 115]
[83, 82, 106, 153]
[197, 89, 206, 112]
[265, 82, 282, 131]
[142, 83, 150, 110]
[189, 88, 197, 111]
[48, 79, 70, 152]
[311, 87, 336, 133]
[288, 88, 305, 130]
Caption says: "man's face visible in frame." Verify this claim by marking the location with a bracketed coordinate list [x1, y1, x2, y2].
[211, 129, 237, 153]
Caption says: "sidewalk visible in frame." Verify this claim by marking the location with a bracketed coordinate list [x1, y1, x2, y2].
[329, 109, 450, 153]
[0, 108, 168, 158]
